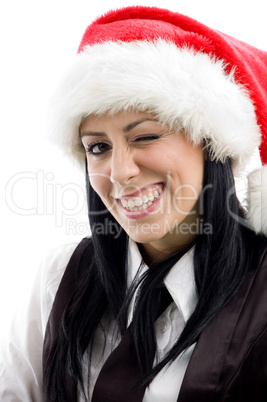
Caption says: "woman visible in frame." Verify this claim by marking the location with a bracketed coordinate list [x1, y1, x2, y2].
[1, 6, 267, 402]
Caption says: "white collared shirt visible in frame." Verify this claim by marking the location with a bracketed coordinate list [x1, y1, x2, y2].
[0, 240, 198, 401]
[127, 241, 198, 402]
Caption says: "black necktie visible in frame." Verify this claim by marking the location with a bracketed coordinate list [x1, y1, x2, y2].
[92, 287, 172, 402]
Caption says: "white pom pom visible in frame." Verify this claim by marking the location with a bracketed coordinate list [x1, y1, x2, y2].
[247, 166, 267, 235]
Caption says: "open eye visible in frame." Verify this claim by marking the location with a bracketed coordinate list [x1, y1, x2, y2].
[86, 141, 111, 155]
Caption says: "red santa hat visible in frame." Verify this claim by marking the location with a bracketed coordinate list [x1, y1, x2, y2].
[47, 6, 267, 235]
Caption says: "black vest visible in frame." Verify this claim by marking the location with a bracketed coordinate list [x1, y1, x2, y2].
[43, 237, 267, 401]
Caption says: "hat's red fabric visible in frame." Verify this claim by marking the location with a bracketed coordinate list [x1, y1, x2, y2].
[78, 6, 267, 164]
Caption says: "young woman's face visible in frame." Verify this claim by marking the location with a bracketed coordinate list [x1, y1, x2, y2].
[80, 111, 204, 248]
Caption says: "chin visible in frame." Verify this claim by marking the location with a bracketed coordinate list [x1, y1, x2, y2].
[125, 226, 166, 244]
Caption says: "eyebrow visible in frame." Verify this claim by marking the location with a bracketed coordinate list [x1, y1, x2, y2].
[123, 118, 159, 133]
[80, 131, 106, 138]
[80, 118, 159, 137]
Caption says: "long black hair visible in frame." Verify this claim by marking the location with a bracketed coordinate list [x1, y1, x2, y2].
[43, 157, 257, 401]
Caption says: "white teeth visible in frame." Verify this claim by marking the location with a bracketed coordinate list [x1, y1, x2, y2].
[134, 197, 143, 206]
[128, 199, 135, 208]
[148, 193, 154, 202]
[120, 186, 164, 211]
[142, 195, 149, 204]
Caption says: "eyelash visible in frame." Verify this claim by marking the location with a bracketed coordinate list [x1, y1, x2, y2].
[85, 134, 161, 156]
[86, 141, 110, 155]
[134, 134, 161, 142]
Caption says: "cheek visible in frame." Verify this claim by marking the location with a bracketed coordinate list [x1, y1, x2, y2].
[188, 149, 204, 188]
[89, 174, 110, 200]
[87, 159, 110, 197]
[177, 142, 204, 179]
[136, 148, 172, 175]
[170, 145, 204, 200]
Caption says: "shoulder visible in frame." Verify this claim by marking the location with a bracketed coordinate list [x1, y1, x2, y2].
[183, 235, 267, 398]
[220, 235, 267, 397]
[40, 241, 80, 290]
[235, 234, 267, 320]
[249, 234, 267, 276]
[40, 237, 94, 321]
[0, 241, 82, 400]
[39, 241, 80, 327]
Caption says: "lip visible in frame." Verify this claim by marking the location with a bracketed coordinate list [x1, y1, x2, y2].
[116, 182, 164, 200]
[116, 183, 165, 220]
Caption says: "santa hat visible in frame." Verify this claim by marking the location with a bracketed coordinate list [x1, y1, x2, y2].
[47, 6, 267, 235]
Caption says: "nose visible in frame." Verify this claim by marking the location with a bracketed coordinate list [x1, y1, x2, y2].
[110, 147, 140, 185]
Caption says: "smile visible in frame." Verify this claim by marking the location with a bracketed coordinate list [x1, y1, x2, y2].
[120, 189, 162, 211]
[116, 183, 164, 218]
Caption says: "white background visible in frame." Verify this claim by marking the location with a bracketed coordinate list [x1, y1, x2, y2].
[1, 0, 266, 327]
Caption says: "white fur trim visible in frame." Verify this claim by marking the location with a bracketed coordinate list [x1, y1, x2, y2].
[47, 40, 261, 172]
[247, 166, 267, 235]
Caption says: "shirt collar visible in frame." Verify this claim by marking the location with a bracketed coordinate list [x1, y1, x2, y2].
[164, 247, 198, 322]
[127, 239, 144, 287]
[127, 239, 198, 323]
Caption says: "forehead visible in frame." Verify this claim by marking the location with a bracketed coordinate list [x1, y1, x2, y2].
[80, 110, 161, 132]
